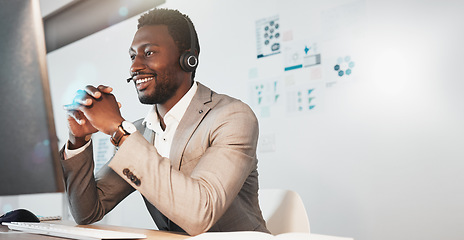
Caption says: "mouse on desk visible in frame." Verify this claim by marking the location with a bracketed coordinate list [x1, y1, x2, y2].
[0, 209, 40, 224]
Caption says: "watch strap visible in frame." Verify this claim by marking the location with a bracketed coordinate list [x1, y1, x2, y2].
[110, 123, 129, 146]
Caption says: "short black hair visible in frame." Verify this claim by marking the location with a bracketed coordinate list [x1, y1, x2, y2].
[137, 8, 200, 79]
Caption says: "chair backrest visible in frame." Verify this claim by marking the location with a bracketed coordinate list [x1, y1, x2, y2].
[258, 189, 310, 235]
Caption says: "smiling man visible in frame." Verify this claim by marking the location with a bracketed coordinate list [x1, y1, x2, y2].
[60, 8, 269, 235]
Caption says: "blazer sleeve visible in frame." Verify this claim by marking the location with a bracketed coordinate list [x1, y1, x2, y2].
[108, 100, 259, 235]
[60, 142, 135, 224]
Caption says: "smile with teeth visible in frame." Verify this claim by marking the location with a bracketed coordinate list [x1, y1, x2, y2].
[135, 77, 154, 84]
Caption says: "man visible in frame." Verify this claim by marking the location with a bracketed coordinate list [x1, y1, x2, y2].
[61, 8, 269, 235]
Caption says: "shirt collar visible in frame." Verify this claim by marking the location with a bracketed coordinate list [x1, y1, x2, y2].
[143, 82, 198, 133]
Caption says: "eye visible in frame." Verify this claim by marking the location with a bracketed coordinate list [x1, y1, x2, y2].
[130, 54, 136, 61]
[145, 51, 155, 57]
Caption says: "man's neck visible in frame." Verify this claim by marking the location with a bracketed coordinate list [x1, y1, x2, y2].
[154, 80, 195, 131]
[155, 80, 194, 119]
[156, 103, 169, 120]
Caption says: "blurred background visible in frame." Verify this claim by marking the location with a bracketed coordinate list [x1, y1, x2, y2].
[1, 1, 463, 240]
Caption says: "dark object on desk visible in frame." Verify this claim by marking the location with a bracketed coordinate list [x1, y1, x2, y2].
[0, 209, 40, 224]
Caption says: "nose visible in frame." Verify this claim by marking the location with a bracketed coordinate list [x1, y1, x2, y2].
[130, 54, 146, 74]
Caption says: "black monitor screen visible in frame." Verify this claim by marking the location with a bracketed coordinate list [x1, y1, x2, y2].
[0, 0, 64, 196]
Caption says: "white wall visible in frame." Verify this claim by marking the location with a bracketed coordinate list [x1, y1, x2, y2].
[2, 1, 463, 240]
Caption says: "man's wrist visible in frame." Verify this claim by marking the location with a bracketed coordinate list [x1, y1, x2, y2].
[109, 119, 122, 137]
[110, 120, 136, 146]
[68, 133, 92, 150]
[64, 139, 91, 160]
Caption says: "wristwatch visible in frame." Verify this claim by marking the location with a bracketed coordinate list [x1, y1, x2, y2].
[110, 121, 137, 146]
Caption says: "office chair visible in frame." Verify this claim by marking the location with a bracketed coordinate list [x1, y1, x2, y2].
[258, 189, 310, 235]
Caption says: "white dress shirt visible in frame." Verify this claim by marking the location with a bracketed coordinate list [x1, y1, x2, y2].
[143, 82, 197, 158]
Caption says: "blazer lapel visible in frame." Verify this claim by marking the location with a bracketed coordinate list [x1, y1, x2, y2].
[170, 83, 213, 170]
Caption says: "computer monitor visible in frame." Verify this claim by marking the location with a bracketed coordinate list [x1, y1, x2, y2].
[0, 0, 64, 196]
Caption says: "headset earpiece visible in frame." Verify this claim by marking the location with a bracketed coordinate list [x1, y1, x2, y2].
[180, 16, 198, 72]
[179, 51, 198, 72]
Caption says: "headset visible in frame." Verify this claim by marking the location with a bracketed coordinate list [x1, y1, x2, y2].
[127, 16, 198, 83]
[179, 16, 198, 72]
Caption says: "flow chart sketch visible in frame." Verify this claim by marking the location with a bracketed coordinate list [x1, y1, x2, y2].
[256, 15, 281, 59]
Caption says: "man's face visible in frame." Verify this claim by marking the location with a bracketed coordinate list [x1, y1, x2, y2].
[129, 25, 185, 104]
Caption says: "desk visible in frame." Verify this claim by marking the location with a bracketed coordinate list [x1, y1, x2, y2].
[0, 221, 189, 240]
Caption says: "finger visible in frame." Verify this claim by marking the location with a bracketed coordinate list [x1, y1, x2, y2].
[66, 110, 86, 125]
[71, 96, 93, 107]
[72, 90, 93, 106]
[63, 103, 80, 111]
[98, 85, 113, 94]
[84, 85, 102, 99]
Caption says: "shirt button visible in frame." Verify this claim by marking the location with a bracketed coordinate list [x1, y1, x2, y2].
[127, 172, 134, 179]
[134, 178, 141, 186]
[130, 175, 136, 181]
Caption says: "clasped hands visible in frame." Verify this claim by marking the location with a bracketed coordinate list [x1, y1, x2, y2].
[64, 85, 124, 147]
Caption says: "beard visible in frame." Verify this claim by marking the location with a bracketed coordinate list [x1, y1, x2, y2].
[137, 70, 180, 105]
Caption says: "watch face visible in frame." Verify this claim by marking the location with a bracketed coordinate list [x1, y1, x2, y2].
[122, 121, 137, 134]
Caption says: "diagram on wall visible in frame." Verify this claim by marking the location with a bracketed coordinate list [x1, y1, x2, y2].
[284, 39, 321, 71]
[250, 77, 283, 118]
[256, 15, 281, 59]
[325, 49, 359, 88]
[334, 55, 355, 77]
[286, 80, 324, 114]
[250, 4, 364, 118]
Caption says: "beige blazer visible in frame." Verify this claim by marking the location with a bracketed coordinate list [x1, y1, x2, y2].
[60, 82, 269, 235]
